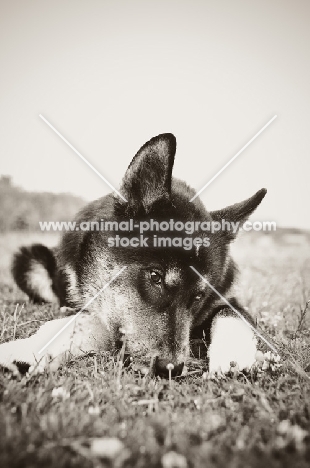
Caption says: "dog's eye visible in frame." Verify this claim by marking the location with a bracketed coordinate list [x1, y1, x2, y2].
[150, 271, 162, 285]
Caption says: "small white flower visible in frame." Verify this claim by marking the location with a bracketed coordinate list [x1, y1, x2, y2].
[259, 351, 282, 373]
[264, 351, 272, 361]
[276, 420, 308, 451]
[90, 437, 127, 460]
[51, 386, 70, 400]
[162, 451, 187, 468]
[88, 406, 100, 415]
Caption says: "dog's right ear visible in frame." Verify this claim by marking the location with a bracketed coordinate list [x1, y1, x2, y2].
[118, 133, 176, 215]
[210, 188, 267, 240]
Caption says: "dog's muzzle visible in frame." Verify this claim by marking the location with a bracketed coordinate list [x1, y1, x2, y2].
[154, 357, 184, 377]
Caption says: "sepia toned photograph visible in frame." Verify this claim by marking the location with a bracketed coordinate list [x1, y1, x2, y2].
[0, 1, 309, 467]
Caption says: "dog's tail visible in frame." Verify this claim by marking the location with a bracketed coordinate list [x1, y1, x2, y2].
[12, 244, 58, 303]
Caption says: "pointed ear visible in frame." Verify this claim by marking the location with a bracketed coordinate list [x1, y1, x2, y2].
[119, 133, 176, 215]
[210, 188, 267, 239]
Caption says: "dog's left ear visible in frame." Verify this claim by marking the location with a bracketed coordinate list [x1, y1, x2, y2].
[118, 133, 176, 215]
[210, 188, 267, 240]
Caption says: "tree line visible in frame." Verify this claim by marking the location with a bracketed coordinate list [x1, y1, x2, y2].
[0, 176, 85, 231]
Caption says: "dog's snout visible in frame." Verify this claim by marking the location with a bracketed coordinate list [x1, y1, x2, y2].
[154, 358, 184, 377]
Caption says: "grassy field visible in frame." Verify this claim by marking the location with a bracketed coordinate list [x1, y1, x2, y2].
[0, 230, 310, 468]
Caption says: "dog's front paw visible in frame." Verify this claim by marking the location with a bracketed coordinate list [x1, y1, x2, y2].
[208, 315, 257, 374]
[0, 338, 68, 376]
[0, 339, 48, 375]
[0, 316, 97, 376]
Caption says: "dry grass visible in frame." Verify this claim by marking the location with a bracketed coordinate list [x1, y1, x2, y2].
[0, 231, 310, 468]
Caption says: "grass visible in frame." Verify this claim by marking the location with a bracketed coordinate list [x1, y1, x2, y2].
[0, 230, 310, 468]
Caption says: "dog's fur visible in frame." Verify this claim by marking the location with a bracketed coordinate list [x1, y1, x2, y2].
[0, 133, 266, 376]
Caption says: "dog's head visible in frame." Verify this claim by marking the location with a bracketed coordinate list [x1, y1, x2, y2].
[90, 134, 266, 376]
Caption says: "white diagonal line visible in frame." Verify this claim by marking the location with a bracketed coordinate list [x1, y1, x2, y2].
[38, 266, 127, 354]
[39, 114, 127, 202]
[190, 266, 310, 380]
[190, 266, 278, 353]
[190, 115, 277, 202]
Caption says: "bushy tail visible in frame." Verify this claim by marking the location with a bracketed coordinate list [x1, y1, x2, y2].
[12, 244, 58, 303]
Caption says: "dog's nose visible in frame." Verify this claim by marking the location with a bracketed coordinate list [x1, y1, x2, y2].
[154, 358, 184, 377]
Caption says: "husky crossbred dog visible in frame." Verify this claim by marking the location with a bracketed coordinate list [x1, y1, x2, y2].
[0, 134, 266, 377]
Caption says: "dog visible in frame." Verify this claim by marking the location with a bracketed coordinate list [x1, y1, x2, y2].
[0, 133, 266, 377]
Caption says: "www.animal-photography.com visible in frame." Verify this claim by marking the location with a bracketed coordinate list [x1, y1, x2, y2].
[1, 1, 310, 467]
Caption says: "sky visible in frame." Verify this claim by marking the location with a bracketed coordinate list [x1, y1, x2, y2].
[0, 0, 309, 228]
